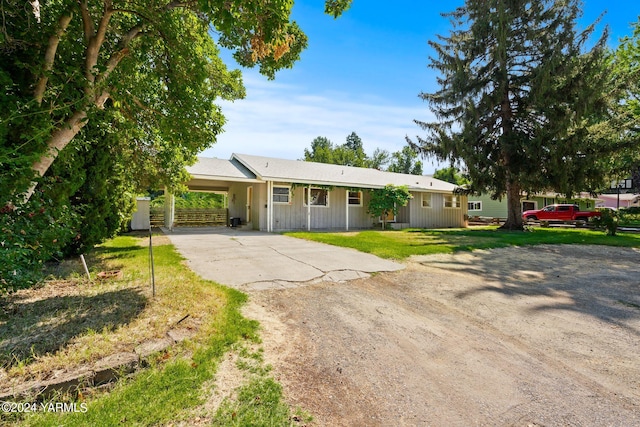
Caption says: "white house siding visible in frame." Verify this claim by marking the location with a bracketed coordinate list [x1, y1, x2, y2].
[349, 190, 374, 229]
[408, 192, 467, 228]
[225, 182, 267, 230]
[270, 186, 373, 231]
[396, 204, 410, 223]
[227, 182, 248, 222]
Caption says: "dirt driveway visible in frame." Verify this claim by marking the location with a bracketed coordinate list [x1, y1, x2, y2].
[244, 244, 640, 426]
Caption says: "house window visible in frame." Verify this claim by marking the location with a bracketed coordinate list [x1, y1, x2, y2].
[348, 191, 362, 206]
[272, 186, 291, 204]
[421, 193, 432, 208]
[444, 195, 461, 208]
[468, 201, 482, 211]
[304, 188, 329, 207]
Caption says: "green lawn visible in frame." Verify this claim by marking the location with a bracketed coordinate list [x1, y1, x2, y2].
[285, 227, 640, 259]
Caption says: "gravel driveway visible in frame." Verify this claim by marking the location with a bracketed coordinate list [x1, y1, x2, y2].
[244, 244, 640, 426]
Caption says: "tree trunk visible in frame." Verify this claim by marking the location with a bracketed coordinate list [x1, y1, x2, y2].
[501, 180, 524, 230]
[23, 109, 89, 200]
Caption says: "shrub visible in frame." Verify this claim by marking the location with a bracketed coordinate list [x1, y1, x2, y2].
[0, 196, 79, 293]
[593, 209, 618, 236]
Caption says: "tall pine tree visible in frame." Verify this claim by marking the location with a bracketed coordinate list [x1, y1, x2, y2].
[412, 0, 619, 229]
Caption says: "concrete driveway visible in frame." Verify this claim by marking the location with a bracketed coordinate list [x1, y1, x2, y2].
[163, 227, 404, 290]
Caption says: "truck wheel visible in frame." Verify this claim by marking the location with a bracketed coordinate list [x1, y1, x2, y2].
[575, 217, 587, 227]
[526, 215, 538, 221]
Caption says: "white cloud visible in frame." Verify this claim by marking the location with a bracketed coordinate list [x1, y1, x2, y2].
[199, 74, 441, 170]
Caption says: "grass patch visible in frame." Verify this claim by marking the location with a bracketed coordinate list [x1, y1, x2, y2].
[4, 232, 301, 427]
[213, 377, 310, 427]
[285, 227, 640, 259]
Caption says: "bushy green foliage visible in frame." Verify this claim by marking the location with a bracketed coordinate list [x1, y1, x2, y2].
[618, 206, 640, 227]
[367, 185, 412, 229]
[151, 192, 226, 208]
[388, 146, 423, 175]
[0, 196, 78, 292]
[592, 209, 619, 236]
[1, 117, 135, 291]
[433, 166, 469, 185]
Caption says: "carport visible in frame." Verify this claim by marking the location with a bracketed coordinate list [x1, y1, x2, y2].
[163, 157, 262, 230]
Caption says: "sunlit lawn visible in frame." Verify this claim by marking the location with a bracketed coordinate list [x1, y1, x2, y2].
[285, 227, 640, 259]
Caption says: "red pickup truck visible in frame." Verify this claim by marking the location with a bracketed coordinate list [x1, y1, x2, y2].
[522, 204, 601, 224]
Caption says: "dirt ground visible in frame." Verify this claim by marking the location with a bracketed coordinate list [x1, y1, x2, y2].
[243, 245, 640, 426]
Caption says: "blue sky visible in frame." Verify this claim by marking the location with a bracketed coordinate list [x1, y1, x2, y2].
[202, 1, 638, 174]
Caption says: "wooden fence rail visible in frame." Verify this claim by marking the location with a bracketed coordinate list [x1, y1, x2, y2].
[150, 207, 228, 227]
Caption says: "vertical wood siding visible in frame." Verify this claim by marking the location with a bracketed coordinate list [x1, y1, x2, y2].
[408, 192, 467, 228]
[227, 183, 246, 220]
[235, 184, 466, 231]
[270, 186, 373, 231]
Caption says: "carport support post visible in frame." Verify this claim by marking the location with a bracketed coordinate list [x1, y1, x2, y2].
[164, 189, 175, 231]
[345, 188, 349, 231]
[267, 181, 273, 232]
[307, 185, 311, 231]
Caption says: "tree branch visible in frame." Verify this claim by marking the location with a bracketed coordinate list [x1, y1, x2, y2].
[84, 1, 114, 87]
[78, 0, 93, 42]
[25, 109, 89, 200]
[34, 12, 73, 105]
[94, 25, 143, 90]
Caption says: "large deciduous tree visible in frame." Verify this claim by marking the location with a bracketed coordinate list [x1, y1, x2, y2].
[612, 18, 640, 191]
[303, 132, 370, 167]
[387, 145, 423, 175]
[411, 0, 625, 230]
[1, 0, 352, 203]
[0, 0, 353, 291]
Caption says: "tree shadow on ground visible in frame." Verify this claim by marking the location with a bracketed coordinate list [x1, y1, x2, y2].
[0, 287, 147, 368]
[417, 245, 640, 335]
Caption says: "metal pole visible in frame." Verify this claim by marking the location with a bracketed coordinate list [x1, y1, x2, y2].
[149, 226, 156, 297]
[80, 254, 91, 282]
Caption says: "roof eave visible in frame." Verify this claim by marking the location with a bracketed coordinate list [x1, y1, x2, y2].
[189, 173, 262, 183]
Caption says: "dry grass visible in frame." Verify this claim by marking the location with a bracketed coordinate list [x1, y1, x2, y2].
[0, 231, 227, 393]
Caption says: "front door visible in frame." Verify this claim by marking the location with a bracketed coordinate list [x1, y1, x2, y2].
[246, 186, 253, 223]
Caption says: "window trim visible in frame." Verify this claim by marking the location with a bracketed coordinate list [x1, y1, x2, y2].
[468, 201, 482, 211]
[421, 193, 432, 209]
[272, 185, 291, 205]
[347, 190, 363, 207]
[444, 194, 461, 209]
[304, 187, 330, 207]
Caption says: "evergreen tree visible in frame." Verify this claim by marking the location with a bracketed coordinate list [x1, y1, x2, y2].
[433, 166, 469, 185]
[343, 132, 368, 167]
[412, 0, 620, 229]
